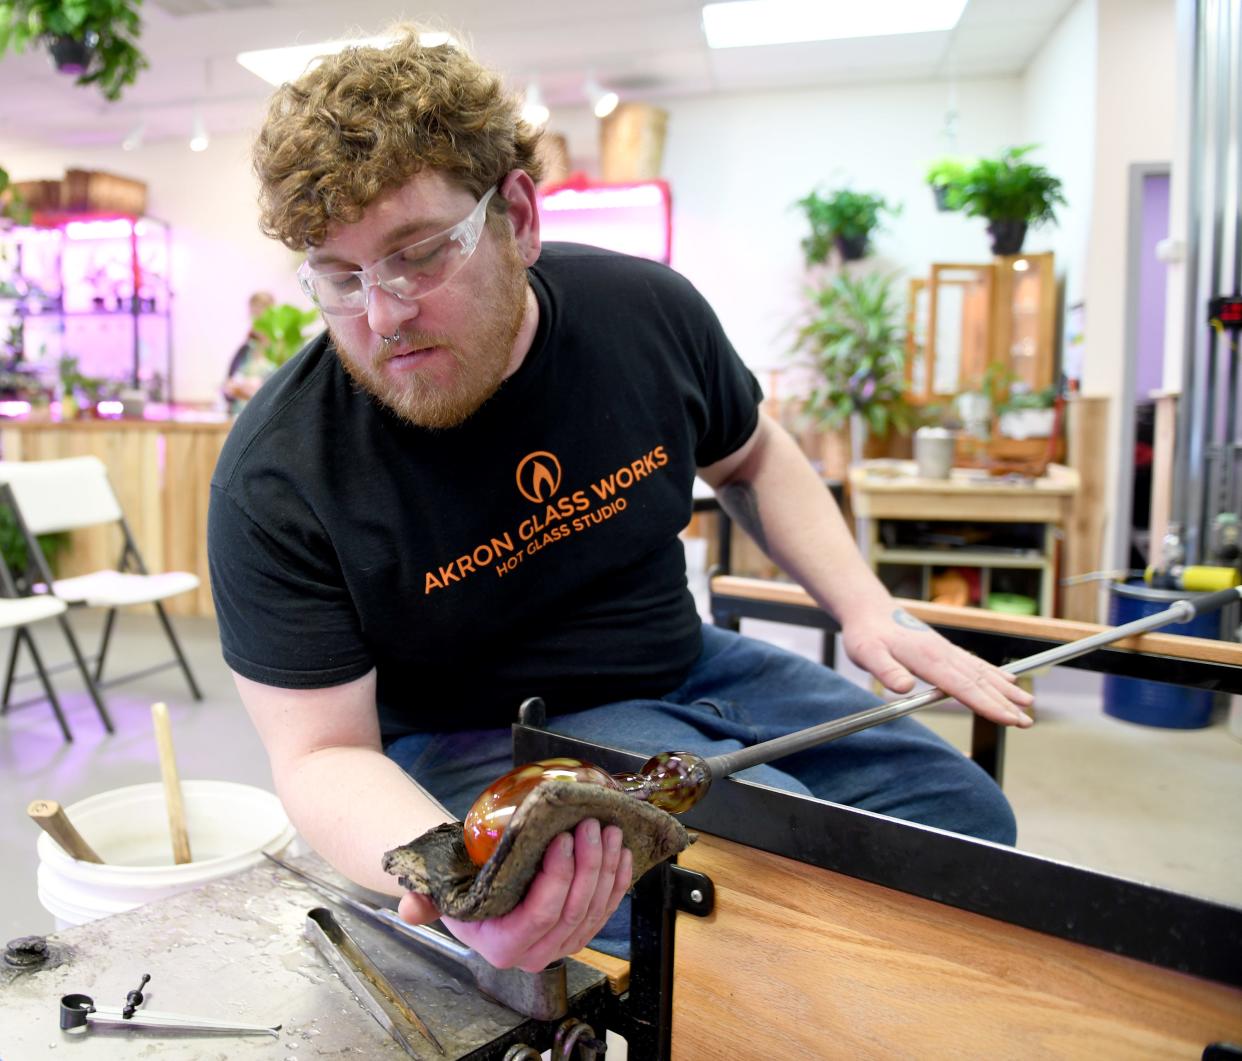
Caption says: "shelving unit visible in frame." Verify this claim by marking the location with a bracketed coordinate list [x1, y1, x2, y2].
[849, 461, 1079, 617]
[0, 216, 173, 399]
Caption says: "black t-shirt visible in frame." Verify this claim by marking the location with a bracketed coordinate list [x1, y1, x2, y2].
[208, 244, 762, 742]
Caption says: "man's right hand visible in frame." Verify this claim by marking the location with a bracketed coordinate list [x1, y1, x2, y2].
[396, 817, 631, 972]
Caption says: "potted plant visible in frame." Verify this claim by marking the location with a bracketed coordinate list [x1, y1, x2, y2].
[956, 145, 1067, 256]
[924, 156, 972, 212]
[0, 165, 31, 225]
[0, 0, 150, 102]
[790, 271, 914, 458]
[997, 383, 1058, 440]
[795, 188, 899, 264]
[251, 303, 322, 369]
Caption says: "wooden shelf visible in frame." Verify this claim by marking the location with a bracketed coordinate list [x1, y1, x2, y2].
[850, 460, 1079, 616]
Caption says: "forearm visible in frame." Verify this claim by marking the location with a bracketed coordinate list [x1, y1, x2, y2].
[713, 416, 893, 623]
[275, 745, 454, 897]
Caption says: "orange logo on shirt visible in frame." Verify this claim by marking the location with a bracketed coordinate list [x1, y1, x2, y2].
[515, 451, 562, 503]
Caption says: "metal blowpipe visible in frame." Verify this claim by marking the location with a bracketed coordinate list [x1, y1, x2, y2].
[462, 586, 1242, 865]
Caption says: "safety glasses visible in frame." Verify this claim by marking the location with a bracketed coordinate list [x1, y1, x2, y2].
[297, 186, 497, 317]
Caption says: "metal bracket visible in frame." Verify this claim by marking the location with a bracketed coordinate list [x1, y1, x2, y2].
[518, 697, 548, 727]
[670, 865, 714, 917]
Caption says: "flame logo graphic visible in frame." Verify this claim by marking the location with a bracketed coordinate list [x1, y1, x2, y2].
[515, 451, 562, 503]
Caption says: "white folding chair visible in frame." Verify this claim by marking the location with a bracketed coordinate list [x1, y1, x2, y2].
[0, 571, 73, 740]
[0, 457, 203, 731]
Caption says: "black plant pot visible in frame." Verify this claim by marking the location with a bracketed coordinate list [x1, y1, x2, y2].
[835, 234, 869, 261]
[46, 34, 96, 75]
[987, 219, 1028, 256]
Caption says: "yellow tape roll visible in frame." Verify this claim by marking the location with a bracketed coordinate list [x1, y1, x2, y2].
[1144, 565, 1241, 591]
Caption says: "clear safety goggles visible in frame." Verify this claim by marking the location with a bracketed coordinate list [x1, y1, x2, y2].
[297, 186, 497, 317]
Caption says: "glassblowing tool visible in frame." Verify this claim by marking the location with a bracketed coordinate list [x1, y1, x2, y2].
[463, 585, 1242, 861]
[59, 972, 280, 1036]
[304, 907, 445, 1057]
[265, 852, 568, 1021]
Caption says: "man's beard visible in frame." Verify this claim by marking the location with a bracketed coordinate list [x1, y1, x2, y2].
[328, 242, 529, 430]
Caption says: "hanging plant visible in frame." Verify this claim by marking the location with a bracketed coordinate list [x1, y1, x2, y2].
[924, 156, 973, 213]
[795, 188, 899, 265]
[0, 0, 150, 102]
[956, 145, 1067, 256]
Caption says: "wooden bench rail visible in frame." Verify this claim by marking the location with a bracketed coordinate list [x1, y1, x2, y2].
[711, 575, 1242, 667]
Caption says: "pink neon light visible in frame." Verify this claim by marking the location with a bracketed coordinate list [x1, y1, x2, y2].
[537, 178, 672, 263]
[65, 218, 135, 240]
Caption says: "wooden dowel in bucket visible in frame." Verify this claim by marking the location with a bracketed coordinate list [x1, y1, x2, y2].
[27, 800, 103, 863]
[151, 701, 192, 864]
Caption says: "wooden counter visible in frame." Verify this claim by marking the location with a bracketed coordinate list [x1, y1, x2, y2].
[0, 412, 231, 617]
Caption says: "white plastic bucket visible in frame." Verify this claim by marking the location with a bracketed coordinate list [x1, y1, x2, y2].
[36, 780, 297, 929]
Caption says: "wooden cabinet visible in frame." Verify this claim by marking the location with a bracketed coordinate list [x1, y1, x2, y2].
[906, 252, 1057, 403]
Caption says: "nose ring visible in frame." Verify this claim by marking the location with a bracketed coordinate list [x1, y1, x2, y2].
[380, 330, 401, 347]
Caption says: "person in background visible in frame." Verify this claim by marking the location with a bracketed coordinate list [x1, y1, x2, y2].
[208, 27, 1033, 974]
[222, 290, 275, 413]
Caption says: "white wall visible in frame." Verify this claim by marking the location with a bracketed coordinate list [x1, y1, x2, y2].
[1082, 0, 1176, 576]
[1020, 0, 1097, 310]
[660, 78, 1023, 383]
[6, 76, 1024, 402]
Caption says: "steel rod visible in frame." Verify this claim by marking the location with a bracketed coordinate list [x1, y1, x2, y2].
[704, 587, 1242, 781]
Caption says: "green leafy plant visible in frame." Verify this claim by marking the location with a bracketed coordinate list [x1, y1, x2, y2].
[791, 272, 913, 438]
[251, 303, 321, 369]
[0, 0, 150, 102]
[924, 156, 973, 212]
[0, 503, 69, 583]
[997, 383, 1057, 415]
[795, 188, 899, 265]
[56, 353, 107, 408]
[957, 146, 1067, 227]
[0, 165, 31, 225]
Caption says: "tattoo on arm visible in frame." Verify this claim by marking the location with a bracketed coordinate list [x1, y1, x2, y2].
[716, 481, 767, 553]
[893, 609, 931, 631]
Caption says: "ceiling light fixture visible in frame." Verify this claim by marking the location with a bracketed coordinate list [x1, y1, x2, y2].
[189, 111, 209, 152]
[521, 81, 550, 128]
[585, 76, 619, 119]
[237, 32, 457, 86]
[121, 119, 145, 152]
[701, 0, 968, 49]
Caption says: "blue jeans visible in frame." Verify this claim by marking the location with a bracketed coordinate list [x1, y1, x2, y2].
[386, 625, 1015, 957]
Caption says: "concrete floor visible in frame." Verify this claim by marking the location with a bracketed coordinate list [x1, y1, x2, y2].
[2, 607, 1240, 947]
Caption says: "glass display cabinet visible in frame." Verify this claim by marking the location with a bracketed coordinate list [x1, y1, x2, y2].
[0, 216, 173, 401]
[905, 251, 1057, 403]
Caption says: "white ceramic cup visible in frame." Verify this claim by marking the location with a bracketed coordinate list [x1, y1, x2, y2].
[914, 427, 956, 479]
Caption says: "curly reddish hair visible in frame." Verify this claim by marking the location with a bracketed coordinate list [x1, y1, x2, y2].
[253, 26, 544, 249]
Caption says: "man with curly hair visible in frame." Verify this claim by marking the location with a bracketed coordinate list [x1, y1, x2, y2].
[209, 27, 1032, 972]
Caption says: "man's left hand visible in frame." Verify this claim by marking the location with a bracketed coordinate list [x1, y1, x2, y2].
[841, 607, 1034, 727]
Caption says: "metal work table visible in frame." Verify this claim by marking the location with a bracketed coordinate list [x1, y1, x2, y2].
[1, 853, 610, 1059]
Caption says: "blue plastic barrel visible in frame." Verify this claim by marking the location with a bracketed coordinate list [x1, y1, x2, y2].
[1102, 581, 1222, 728]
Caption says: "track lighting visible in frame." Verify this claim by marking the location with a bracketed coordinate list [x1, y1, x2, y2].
[121, 120, 145, 152]
[189, 111, 209, 152]
[585, 76, 619, 119]
[521, 81, 550, 127]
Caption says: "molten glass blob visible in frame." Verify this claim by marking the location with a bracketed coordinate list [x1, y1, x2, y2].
[461, 751, 714, 866]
